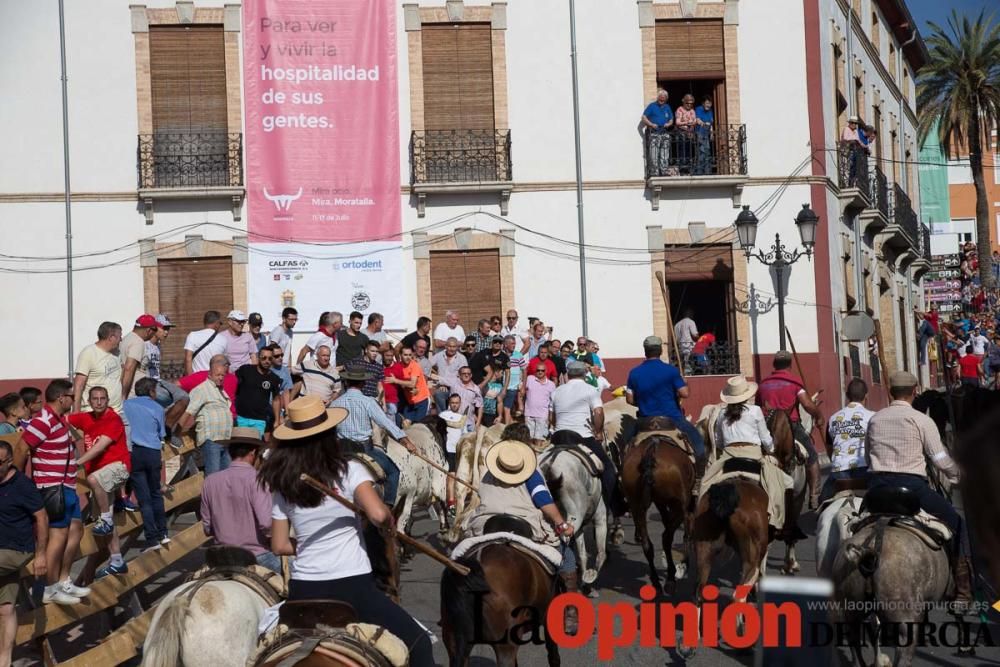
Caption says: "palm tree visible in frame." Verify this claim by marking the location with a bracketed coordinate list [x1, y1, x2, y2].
[917, 10, 1000, 288]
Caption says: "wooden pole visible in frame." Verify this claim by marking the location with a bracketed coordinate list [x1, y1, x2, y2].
[300, 474, 471, 576]
[400, 446, 476, 492]
[874, 319, 892, 402]
[654, 270, 685, 378]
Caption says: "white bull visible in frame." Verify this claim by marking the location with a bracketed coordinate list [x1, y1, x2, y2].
[384, 422, 450, 535]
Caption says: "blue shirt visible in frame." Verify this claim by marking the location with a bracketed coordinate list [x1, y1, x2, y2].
[626, 358, 686, 420]
[331, 388, 405, 442]
[858, 126, 869, 146]
[695, 106, 714, 135]
[123, 396, 166, 449]
[526, 470, 554, 508]
[643, 101, 673, 127]
[272, 364, 293, 393]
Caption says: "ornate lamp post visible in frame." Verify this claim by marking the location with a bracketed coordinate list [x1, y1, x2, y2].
[735, 203, 820, 350]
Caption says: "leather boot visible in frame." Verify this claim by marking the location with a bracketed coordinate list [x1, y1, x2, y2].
[559, 571, 579, 634]
[951, 554, 974, 614]
[806, 461, 821, 510]
[692, 457, 707, 497]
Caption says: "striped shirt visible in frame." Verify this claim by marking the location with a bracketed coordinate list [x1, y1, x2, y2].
[865, 400, 959, 479]
[22, 406, 76, 488]
[186, 378, 234, 446]
[526, 470, 554, 508]
[331, 388, 405, 442]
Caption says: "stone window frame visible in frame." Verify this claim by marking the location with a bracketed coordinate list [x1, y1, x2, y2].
[410, 228, 516, 321]
[139, 234, 249, 315]
[130, 2, 245, 222]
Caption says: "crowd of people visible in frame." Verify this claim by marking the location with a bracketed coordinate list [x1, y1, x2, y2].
[642, 89, 717, 176]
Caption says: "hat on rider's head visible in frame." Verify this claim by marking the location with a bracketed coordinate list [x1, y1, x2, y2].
[272, 395, 348, 442]
[220, 426, 266, 448]
[340, 363, 375, 382]
[720, 375, 759, 404]
[485, 439, 537, 485]
[774, 350, 793, 364]
[889, 370, 919, 389]
[643, 335, 662, 348]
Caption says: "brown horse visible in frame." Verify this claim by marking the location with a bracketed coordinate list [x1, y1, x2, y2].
[440, 517, 561, 667]
[619, 416, 695, 594]
[766, 408, 807, 574]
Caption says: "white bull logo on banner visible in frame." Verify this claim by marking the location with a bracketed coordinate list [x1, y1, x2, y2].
[262, 187, 303, 211]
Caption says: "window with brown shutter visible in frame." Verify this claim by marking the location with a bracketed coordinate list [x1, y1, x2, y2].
[149, 25, 227, 133]
[655, 20, 725, 80]
[421, 24, 495, 130]
[429, 250, 502, 328]
[156, 257, 234, 375]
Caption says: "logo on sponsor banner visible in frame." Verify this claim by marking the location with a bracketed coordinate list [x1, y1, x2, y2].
[352, 291, 371, 311]
[335, 259, 383, 273]
[273, 274, 281, 281]
[263, 187, 304, 212]
[269, 259, 310, 282]
[282, 290, 296, 309]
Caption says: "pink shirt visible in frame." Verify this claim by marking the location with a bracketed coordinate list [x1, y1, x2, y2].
[675, 106, 697, 130]
[220, 330, 257, 371]
[524, 375, 556, 419]
[841, 125, 860, 144]
[200, 461, 272, 556]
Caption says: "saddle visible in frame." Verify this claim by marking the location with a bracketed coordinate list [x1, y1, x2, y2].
[187, 562, 285, 607]
[451, 532, 563, 576]
[631, 428, 696, 464]
[543, 444, 603, 476]
[348, 452, 387, 483]
[850, 486, 952, 549]
[252, 622, 408, 667]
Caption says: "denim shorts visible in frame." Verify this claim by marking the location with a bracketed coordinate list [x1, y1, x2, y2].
[49, 486, 83, 529]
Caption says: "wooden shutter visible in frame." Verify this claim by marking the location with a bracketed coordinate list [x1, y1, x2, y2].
[663, 244, 734, 282]
[422, 24, 495, 130]
[656, 20, 725, 79]
[156, 257, 234, 369]
[429, 250, 502, 327]
[150, 25, 227, 133]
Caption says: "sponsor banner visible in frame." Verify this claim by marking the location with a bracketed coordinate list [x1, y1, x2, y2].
[249, 242, 403, 329]
[242, 0, 400, 242]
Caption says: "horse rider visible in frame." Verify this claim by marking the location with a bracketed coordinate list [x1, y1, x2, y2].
[625, 336, 707, 475]
[757, 350, 824, 509]
[702, 375, 793, 532]
[550, 361, 623, 514]
[462, 438, 580, 632]
[865, 371, 972, 610]
[818, 378, 872, 506]
[329, 365, 419, 509]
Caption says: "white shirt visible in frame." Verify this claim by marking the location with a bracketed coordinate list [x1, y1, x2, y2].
[295, 358, 340, 405]
[269, 325, 294, 359]
[971, 334, 990, 356]
[271, 461, 374, 581]
[305, 331, 337, 358]
[551, 378, 603, 438]
[438, 409, 469, 453]
[184, 328, 228, 372]
[500, 325, 528, 340]
[713, 404, 773, 451]
[366, 328, 388, 344]
[827, 402, 874, 472]
[433, 322, 465, 346]
[674, 318, 699, 353]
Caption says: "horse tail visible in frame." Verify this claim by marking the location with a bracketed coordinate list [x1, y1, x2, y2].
[639, 441, 657, 507]
[440, 557, 490, 647]
[708, 482, 740, 522]
[142, 590, 191, 667]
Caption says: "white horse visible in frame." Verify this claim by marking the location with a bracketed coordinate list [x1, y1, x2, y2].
[142, 577, 273, 667]
[447, 423, 506, 544]
[538, 445, 608, 584]
[814, 490, 864, 579]
[384, 422, 450, 535]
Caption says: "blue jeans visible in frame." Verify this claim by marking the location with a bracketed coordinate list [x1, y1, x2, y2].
[917, 320, 935, 364]
[130, 445, 166, 543]
[202, 439, 231, 476]
[365, 445, 399, 507]
[401, 398, 429, 422]
[869, 472, 965, 556]
[818, 467, 869, 505]
[432, 388, 450, 414]
[255, 551, 282, 574]
[154, 380, 188, 408]
[559, 539, 577, 575]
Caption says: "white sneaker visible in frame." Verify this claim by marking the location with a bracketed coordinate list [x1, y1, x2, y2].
[142, 544, 161, 553]
[43, 586, 80, 605]
[61, 580, 91, 597]
[160, 536, 172, 546]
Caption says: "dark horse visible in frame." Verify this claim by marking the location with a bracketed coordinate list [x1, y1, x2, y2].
[440, 515, 561, 666]
[619, 416, 695, 594]
[913, 386, 1000, 440]
[766, 408, 807, 574]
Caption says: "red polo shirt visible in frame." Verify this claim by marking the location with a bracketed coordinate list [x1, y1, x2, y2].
[68, 408, 130, 474]
[757, 369, 806, 422]
[527, 357, 557, 381]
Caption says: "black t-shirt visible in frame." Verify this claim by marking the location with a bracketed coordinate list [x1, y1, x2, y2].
[0, 470, 43, 553]
[336, 330, 370, 367]
[471, 350, 510, 384]
[400, 330, 430, 351]
[551, 354, 567, 377]
[235, 365, 282, 422]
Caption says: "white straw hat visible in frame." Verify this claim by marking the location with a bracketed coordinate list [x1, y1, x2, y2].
[720, 375, 759, 404]
[484, 439, 537, 485]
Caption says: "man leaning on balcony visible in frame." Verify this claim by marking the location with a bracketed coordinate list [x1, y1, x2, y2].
[840, 116, 865, 188]
[642, 90, 674, 176]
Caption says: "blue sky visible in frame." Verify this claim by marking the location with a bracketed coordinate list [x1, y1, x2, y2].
[907, 0, 997, 35]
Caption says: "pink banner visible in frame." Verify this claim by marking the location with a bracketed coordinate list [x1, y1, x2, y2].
[243, 1, 399, 242]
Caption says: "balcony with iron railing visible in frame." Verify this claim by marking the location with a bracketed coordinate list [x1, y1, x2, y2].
[836, 143, 871, 209]
[879, 182, 921, 264]
[643, 124, 748, 210]
[911, 222, 933, 280]
[136, 131, 245, 224]
[409, 129, 513, 217]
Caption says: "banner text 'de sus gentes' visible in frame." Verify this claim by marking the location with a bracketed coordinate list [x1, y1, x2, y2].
[242, 1, 400, 243]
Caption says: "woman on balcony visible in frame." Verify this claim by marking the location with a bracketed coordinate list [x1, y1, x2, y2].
[674, 94, 698, 174]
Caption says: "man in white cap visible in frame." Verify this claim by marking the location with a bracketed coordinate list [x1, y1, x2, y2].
[220, 310, 257, 372]
[840, 116, 864, 187]
[865, 370, 971, 610]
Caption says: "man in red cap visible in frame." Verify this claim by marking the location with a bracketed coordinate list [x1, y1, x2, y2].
[121, 315, 158, 399]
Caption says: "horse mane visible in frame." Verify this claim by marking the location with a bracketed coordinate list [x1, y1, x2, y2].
[955, 408, 1000, 589]
[440, 558, 491, 646]
[204, 545, 257, 569]
[766, 408, 794, 468]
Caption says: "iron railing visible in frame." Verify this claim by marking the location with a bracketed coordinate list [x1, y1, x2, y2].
[849, 345, 862, 379]
[870, 164, 889, 219]
[837, 144, 871, 198]
[920, 223, 931, 261]
[161, 361, 185, 381]
[410, 129, 512, 185]
[644, 125, 747, 178]
[892, 183, 919, 245]
[668, 341, 741, 376]
[138, 131, 243, 189]
[870, 350, 881, 384]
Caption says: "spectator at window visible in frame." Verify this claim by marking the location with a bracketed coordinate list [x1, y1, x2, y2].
[674, 94, 698, 174]
[673, 308, 699, 373]
[694, 96, 715, 175]
[691, 328, 717, 375]
[840, 116, 864, 187]
[642, 89, 674, 176]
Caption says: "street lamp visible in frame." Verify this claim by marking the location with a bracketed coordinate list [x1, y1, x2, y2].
[735, 203, 820, 350]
